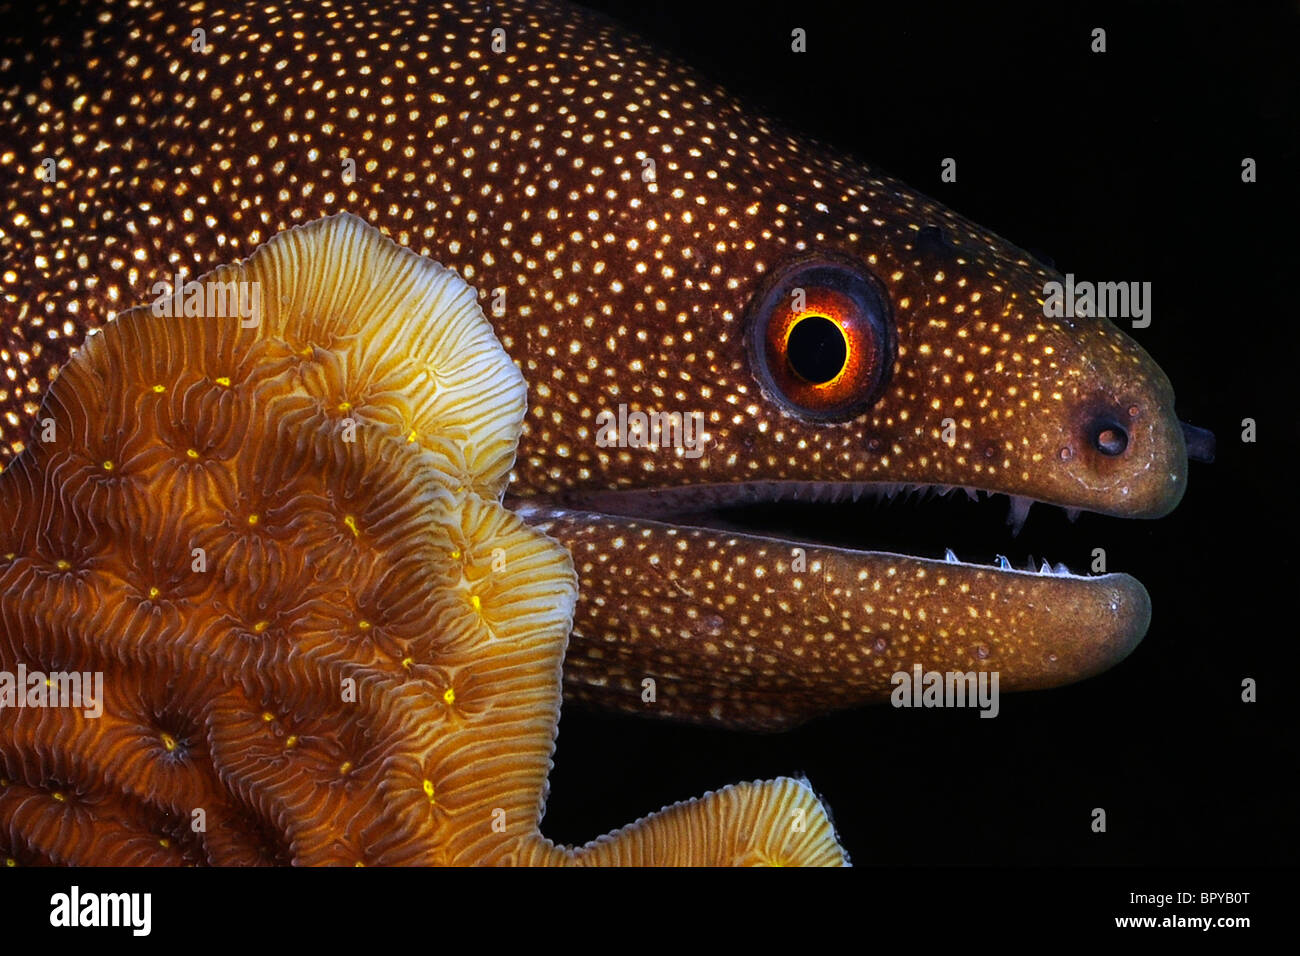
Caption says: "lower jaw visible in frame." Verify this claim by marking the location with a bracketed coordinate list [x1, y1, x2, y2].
[509, 484, 1152, 731]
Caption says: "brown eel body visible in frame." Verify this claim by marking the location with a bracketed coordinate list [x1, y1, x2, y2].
[0, 0, 1206, 729]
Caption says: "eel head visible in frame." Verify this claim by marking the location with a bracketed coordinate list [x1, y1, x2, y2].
[509, 154, 1208, 729]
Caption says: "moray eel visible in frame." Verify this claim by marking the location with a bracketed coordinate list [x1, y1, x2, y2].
[0, 0, 1209, 730]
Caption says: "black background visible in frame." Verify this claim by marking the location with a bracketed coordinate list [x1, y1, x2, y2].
[536, 0, 1299, 864]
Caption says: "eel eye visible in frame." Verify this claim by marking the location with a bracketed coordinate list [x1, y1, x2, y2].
[746, 258, 894, 421]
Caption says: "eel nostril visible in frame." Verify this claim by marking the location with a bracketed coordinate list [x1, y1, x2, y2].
[1091, 420, 1129, 456]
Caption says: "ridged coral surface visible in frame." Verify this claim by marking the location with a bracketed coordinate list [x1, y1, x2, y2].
[0, 213, 845, 866]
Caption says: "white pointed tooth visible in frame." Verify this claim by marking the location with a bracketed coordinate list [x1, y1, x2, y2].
[945, 548, 959, 563]
[963, 487, 979, 502]
[1040, 559, 1052, 574]
[1054, 562, 1070, 576]
[996, 554, 1012, 570]
[1007, 495, 1033, 536]
[1065, 508, 1081, 523]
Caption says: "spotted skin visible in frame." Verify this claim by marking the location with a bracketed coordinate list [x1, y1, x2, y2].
[1, 0, 1189, 729]
[522, 507, 1151, 728]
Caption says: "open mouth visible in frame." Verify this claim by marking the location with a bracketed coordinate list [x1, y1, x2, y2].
[528, 419, 1215, 579]
[509, 422, 1213, 729]
[536, 480, 1123, 579]
[511, 475, 1164, 730]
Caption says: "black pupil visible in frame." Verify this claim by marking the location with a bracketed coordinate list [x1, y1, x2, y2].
[786, 315, 846, 384]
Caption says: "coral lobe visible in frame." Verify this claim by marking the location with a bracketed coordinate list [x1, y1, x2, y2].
[0, 214, 845, 866]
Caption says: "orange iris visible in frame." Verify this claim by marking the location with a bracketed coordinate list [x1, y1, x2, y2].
[763, 287, 883, 416]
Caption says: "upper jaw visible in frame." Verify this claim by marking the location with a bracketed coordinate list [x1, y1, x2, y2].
[532, 476, 1177, 526]
[508, 479, 1110, 583]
